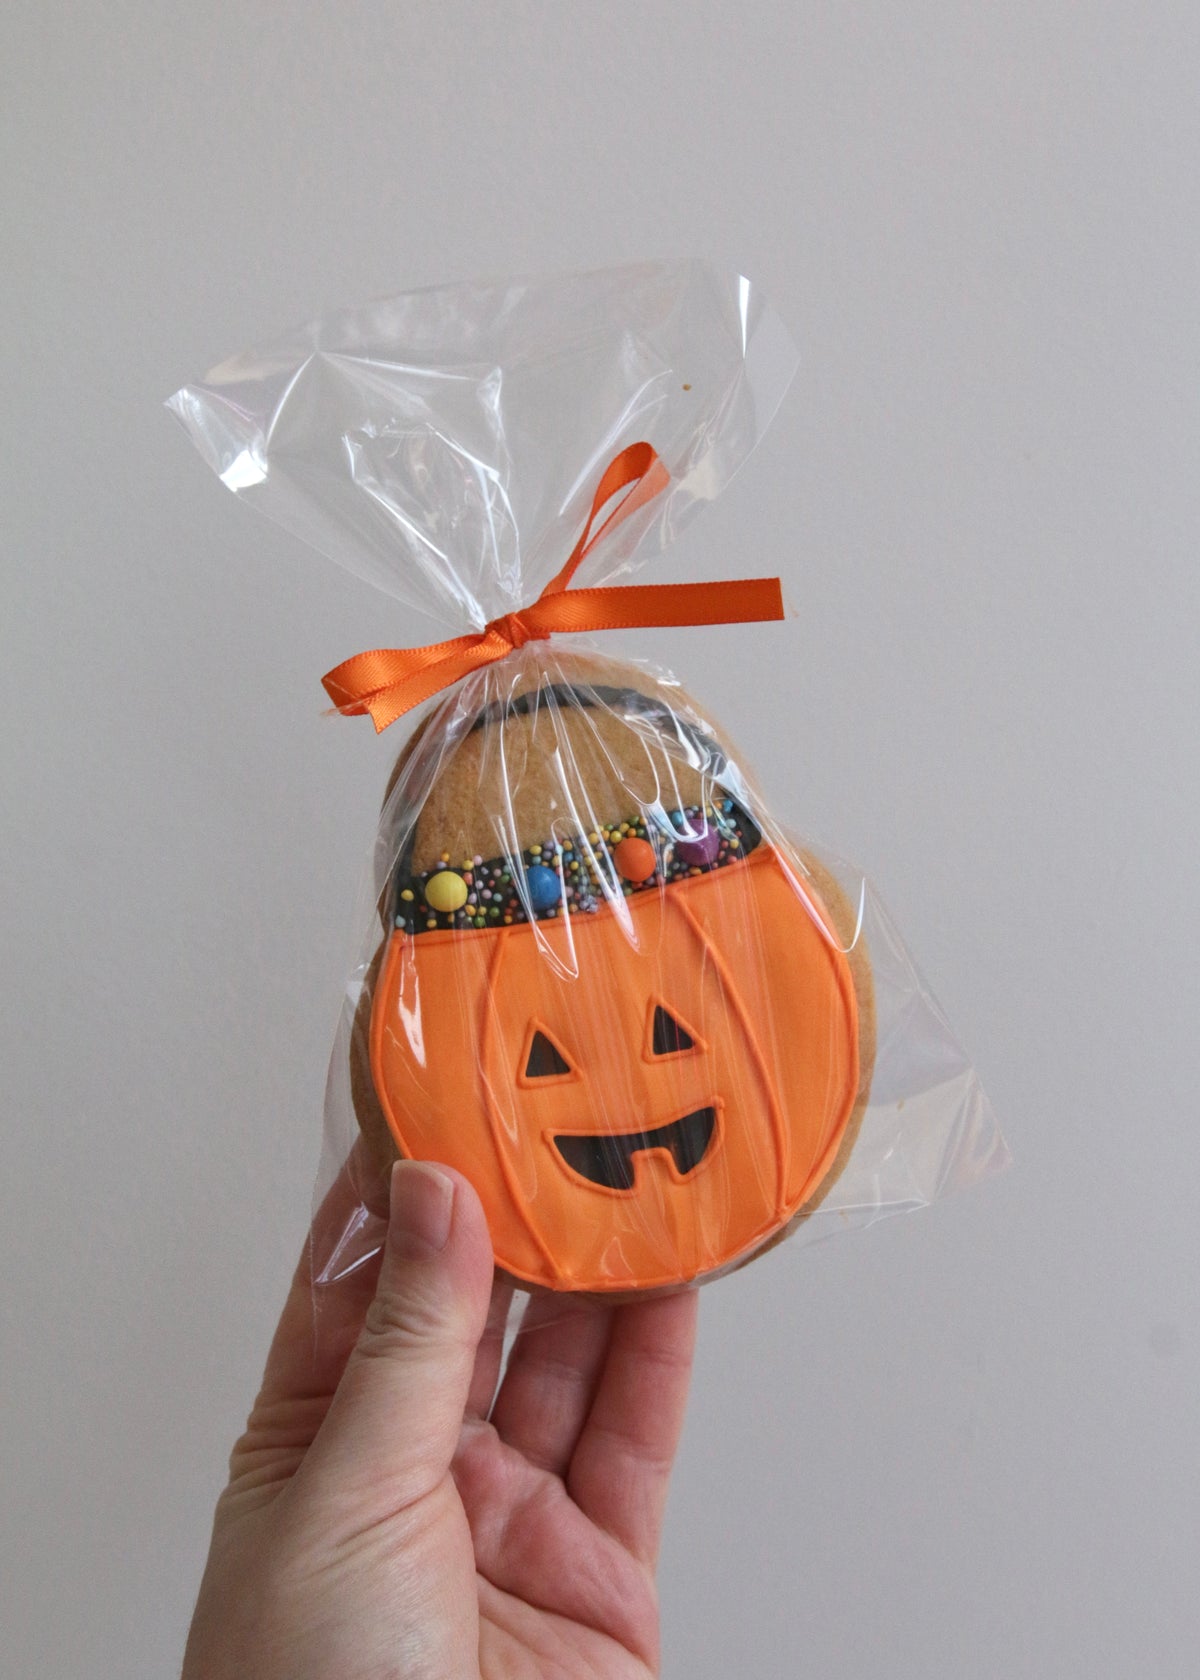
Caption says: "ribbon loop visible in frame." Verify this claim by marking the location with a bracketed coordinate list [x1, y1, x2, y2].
[322, 442, 784, 733]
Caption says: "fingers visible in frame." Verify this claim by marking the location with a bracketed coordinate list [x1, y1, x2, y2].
[488, 1293, 615, 1474]
[567, 1287, 698, 1566]
[291, 1161, 495, 1530]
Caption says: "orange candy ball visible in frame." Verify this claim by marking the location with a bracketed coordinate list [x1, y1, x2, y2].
[613, 836, 657, 882]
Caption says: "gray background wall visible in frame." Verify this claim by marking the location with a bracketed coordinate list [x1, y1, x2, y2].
[4, 4, 1197, 1676]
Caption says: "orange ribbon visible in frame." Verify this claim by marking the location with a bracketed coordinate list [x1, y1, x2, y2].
[322, 441, 784, 732]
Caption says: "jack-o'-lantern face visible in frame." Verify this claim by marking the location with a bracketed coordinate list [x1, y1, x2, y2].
[370, 839, 861, 1292]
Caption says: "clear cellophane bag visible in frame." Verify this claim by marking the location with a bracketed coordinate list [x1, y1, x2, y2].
[169, 262, 1006, 1330]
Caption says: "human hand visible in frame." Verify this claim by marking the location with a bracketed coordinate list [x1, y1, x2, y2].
[182, 1156, 698, 1679]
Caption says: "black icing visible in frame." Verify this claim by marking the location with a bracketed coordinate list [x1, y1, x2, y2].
[394, 800, 761, 934]
[554, 1106, 718, 1191]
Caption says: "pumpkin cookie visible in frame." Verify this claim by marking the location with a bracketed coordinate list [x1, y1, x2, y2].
[353, 656, 874, 1292]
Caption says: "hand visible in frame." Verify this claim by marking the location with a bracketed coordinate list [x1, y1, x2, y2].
[182, 1155, 698, 1679]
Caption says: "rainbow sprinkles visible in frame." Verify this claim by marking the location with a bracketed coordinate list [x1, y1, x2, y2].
[393, 801, 762, 934]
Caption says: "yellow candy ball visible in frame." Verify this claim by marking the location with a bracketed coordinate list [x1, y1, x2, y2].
[425, 870, 469, 913]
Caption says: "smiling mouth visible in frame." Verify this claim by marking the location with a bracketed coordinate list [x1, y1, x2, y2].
[553, 1107, 717, 1191]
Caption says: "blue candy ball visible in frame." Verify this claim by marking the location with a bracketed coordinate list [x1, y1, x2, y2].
[525, 863, 561, 911]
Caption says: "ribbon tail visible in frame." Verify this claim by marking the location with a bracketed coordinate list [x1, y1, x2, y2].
[322, 627, 514, 732]
[526, 576, 785, 636]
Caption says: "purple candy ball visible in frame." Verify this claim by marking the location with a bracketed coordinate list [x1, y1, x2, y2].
[674, 826, 721, 867]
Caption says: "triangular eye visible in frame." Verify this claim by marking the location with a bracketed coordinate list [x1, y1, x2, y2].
[651, 1006, 695, 1056]
[525, 1030, 572, 1079]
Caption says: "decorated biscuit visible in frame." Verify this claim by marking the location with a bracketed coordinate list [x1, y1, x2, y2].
[353, 661, 874, 1293]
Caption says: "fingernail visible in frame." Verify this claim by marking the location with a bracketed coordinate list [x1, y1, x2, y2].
[389, 1162, 454, 1260]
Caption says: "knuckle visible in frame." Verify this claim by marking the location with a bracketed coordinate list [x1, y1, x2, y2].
[357, 1285, 472, 1361]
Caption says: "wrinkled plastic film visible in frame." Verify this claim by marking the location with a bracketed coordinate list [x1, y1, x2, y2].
[169, 262, 1005, 1320]
[168, 262, 797, 624]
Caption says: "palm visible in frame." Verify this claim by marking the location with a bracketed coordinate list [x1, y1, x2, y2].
[465, 1441, 658, 1678]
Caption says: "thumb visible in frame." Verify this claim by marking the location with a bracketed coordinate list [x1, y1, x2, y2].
[293, 1161, 495, 1524]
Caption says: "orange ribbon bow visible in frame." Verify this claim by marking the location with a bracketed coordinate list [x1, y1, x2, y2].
[322, 441, 785, 732]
